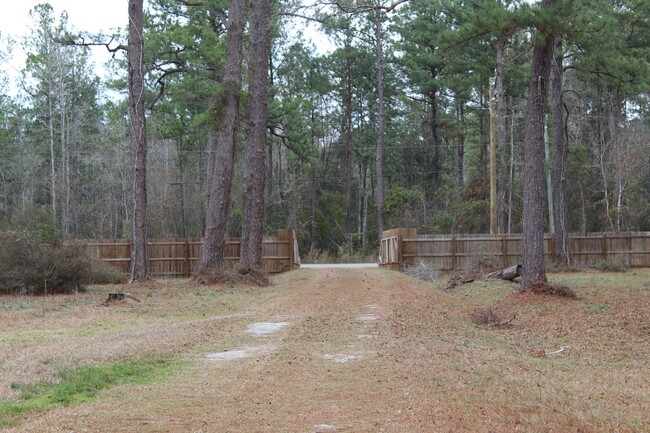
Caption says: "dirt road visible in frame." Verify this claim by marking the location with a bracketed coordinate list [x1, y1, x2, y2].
[4, 268, 649, 432]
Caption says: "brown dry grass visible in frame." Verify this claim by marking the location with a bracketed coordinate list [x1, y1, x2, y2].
[1, 268, 648, 432]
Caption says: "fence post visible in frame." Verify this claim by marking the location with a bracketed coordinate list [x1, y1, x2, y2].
[602, 233, 608, 262]
[401, 228, 417, 268]
[184, 240, 191, 277]
[501, 235, 507, 267]
[276, 229, 293, 271]
[451, 235, 457, 270]
[287, 229, 296, 270]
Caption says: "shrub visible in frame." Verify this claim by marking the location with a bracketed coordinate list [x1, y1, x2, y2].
[85, 260, 127, 285]
[470, 307, 517, 327]
[0, 232, 90, 295]
[593, 256, 629, 273]
[404, 260, 439, 282]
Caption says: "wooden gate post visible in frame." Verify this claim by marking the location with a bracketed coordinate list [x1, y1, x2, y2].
[400, 228, 418, 268]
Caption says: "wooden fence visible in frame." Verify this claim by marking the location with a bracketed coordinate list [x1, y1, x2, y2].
[72, 229, 300, 277]
[380, 228, 650, 270]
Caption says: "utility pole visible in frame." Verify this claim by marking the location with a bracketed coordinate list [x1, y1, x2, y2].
[489, 80, 497, 234]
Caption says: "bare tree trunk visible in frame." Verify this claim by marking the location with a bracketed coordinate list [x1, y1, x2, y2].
[240, 0, 271, 271]
[521, 0, 555, 290]
[128, 0, 148, 281]
[200, 0, 245, 272]
[508, 98, 515, 233]
[495, 38, 509, 234]
[545, 121, 554, 232]
[48, 83, 57, 227]
[489, 81, 497, 234]
[374, 9, 385, 246]
[59, 60, 68, 236]
[551, 37, 570, 265]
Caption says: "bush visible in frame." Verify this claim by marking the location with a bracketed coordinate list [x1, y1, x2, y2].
[470, 307, 517, 327]
[85, 260, 126, 285]
[0, 232, 90, 295]
[593, 256, 629, 273]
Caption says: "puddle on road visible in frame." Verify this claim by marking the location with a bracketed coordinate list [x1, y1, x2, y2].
[206, 349, 249, 360]
[323, 352, 364, 363]
[357, 334, 377, 339]
[247, 322, 290, 335]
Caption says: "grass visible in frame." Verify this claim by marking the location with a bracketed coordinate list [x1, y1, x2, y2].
[0, 356, 182, 427]
[1, 270, 648, 431]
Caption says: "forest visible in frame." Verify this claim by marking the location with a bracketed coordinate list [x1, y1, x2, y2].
[0, 0, 648, 262]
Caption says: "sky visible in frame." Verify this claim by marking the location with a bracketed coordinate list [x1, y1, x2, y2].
[0, 0, 127, 90]
[0, 0, 329, 95]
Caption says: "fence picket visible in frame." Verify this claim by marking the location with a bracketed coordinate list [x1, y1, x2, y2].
[379, 229, 650, 270]
[70, 230, 300, 277]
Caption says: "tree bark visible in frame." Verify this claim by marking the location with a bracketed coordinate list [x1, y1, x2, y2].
[521, 0, 555, 290]
[240, 0, 271, 271]
[495, 38, 509, 234]
[551, 36, 570, 265]
[200, 0, 245, 272]
[128, 0, 148, 281]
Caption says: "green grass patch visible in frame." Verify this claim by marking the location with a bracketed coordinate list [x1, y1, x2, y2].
[584, 302, 611, 314]
[0, 356, 182, 427]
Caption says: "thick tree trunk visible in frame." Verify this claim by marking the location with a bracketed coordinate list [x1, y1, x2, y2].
[128, 0, 148, 281]
[551, 36, 570, 265]
[375, 9, 385, 247]
[200, 0, 245, 272]
[495, 38, 509, 234]
[521, 0, 555, 290]
[240, 0, 271, 271]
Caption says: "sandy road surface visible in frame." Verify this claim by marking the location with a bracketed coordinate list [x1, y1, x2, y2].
[4, 268, 649, 432]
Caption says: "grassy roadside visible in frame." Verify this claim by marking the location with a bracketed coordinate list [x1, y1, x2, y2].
[0, 269, 648, 431]
[0, 356, 183, 428]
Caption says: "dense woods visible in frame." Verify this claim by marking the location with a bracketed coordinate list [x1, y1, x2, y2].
[0, 0, 648, 265]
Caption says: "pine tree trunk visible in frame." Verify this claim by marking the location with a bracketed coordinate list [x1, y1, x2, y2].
[551, 36, 570, 265]
[521, 0, 555, 290]
[200, 0, 245, 272]
[240, 0, 270, 271]
[128, 0, 148, 281]
[495, 38, 509, 234]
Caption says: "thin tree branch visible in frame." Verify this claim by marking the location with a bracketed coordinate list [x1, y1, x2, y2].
[58, 34, 127, 56]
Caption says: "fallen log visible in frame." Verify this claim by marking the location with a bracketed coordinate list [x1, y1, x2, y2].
[502, 264, 522, 281]
[487, 264, 522, 281]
